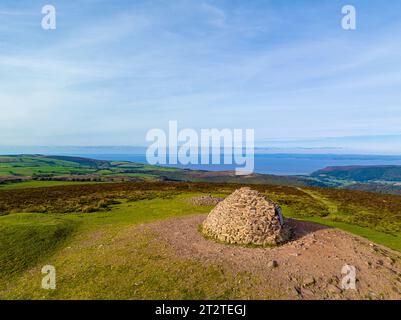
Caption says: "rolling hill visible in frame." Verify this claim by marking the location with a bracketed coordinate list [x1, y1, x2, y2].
[3, 155, 401, 195]
[312, 165, 401, 182]
[0, 155, 322, 188]
[1, 156, 401, 299]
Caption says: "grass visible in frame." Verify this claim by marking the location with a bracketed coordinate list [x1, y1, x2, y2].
[1, 181, 401, 299]
[0, 154, 320, 187]
[0, 166, 86, 176]
[66, 193, 215, 231]
[306, 187, 401, 234]
[282, 205, 401, 252]
[0, 181, 108, 190]
[0, 194, 271, 300]
[1, 230, 264, 300]
[0, 214, 78, 287]
[0, 155, 165, 183]
[299, 188, 338, 215]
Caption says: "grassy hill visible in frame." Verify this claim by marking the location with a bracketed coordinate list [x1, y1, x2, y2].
[0, 181, 400, 242]
[311, 165, 401, 195]
[0, 155, 186, 184]
[312, 165, 401, 182]
[2, 155, 401, 195]
[1, 156, 400, 299]
[0, 181, 400, 299]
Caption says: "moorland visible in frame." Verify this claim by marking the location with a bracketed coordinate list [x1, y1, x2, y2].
[0, 155, 400, 299]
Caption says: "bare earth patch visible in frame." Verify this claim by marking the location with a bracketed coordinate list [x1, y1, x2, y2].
[143, 214, 401, 300]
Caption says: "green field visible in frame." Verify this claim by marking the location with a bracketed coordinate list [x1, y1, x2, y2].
[0, 194, 268, 299]
[0, 155, 323, 188]
[0, 181, 108, 190]
[0, 155, 170, 183]
[5, 155, 401, 195]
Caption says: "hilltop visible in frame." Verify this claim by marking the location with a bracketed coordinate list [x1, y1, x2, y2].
[1, 156, 401, 299]
[0, 181, 400, 299]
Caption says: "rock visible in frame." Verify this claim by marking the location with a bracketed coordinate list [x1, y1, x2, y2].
[268, 260, 279, 268]
[187, 195, 224, 206]
[303, 276, 315, 287]
[385, 257, 394, 265]
[202, 188, 291, 246]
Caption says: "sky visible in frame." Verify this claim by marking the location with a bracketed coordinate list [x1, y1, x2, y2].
[1, 0, 401, 154]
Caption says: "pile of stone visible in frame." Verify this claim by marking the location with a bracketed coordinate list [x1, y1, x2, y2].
[202, 187, 291, 246]
[187, 195, 224, 206]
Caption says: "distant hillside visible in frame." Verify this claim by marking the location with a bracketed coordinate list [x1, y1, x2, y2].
[43, 155, 111, 168]
[5, 155, 401, 195]
[0, 155, 319, 188]
[311, 165, 401, 182]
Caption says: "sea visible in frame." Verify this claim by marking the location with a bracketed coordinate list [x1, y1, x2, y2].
[71, 154, 401, 176]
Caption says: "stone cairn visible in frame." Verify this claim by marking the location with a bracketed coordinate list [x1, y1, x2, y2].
[187, 195, 224, 206]
[202, 187, 291, 246]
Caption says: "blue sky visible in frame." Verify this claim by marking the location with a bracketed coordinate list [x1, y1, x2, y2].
[1, 0, 401, 153]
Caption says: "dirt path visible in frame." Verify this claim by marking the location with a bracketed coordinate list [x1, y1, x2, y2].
[298, 188, 338, 215]
[144, 214, 401, 300]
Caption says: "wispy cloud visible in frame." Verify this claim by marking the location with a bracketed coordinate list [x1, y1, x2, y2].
[201, 2, 227, 28]
[0, 0, 401, 152]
